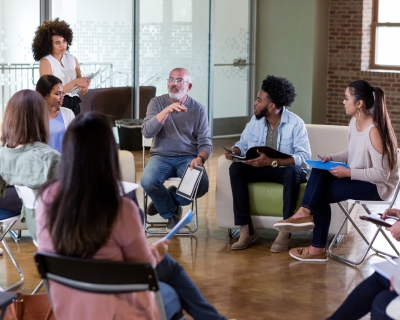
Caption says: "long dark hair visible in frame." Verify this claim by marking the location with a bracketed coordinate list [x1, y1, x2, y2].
[1, 90, 48, 147]
[348, 80, 397, 170]
[41, 112, 122, 258]
[36, 74, 62, 98]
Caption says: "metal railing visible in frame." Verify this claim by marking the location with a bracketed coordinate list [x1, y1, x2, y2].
[0, 62, 130, 117]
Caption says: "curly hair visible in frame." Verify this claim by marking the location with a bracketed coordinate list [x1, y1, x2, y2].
[32, 18, 73, 61]
[261, 75, 296, 109]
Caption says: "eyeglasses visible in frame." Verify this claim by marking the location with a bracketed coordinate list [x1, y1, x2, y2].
[167, 78, 190, 86]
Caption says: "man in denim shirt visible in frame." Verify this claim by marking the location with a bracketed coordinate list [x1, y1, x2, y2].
[224, 75, 311, 251]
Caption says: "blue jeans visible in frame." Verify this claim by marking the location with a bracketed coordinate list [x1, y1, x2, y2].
[0, 186, 22, 220]
[156, 254, 226, 320]
[141, 156, 209, 219]
[327, 272, 398, 320]
[301, 168, 381, 248]
[229, 162, 306, 225]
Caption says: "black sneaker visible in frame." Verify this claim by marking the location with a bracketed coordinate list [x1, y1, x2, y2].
[166, 206, 182, 231]
[146, 201, 158, 216]
[147, 186, 177, 216]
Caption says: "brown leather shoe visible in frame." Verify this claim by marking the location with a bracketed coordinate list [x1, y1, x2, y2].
[231, 225, 258, 250]
[271, 232, 291, 253]
[289, 247, 329, 262]
[273, 215, 315, 232]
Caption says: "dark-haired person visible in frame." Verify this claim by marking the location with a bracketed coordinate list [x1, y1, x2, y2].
[36, 112, 227, 320]
[36, 74, 75, 153]
[32, 18, 90, 115]
[224, 75, 311, 251]
[274, 80, 398, 262]
[0, 90, 60, 241]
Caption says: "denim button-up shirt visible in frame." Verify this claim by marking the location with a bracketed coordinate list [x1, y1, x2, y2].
[234, 108, 311, 167]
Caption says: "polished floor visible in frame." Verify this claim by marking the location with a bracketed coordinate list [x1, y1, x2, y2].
[1, 137, 399, 320]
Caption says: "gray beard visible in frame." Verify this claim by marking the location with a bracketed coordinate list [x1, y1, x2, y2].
[169, 91, 185, 100]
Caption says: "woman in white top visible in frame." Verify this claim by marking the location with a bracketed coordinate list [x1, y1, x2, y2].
[274, 80, 398, 262]
[36, 75, 75, 153]
[32, 18, 90, 115]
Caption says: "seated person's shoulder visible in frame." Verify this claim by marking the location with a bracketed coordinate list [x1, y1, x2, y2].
[369, 126, 384, 154]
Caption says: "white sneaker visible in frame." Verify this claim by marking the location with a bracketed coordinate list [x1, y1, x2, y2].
[0, 248, 3, 255]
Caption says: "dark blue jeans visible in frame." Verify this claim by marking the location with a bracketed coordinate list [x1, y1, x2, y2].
[0, 186, 22, 220]
[156, 254, 226, 320]
[327, 272, 398, 320]
[141, 156, 209, 219]
[229, 162, 306, 225]
[302, 168, 381, 248]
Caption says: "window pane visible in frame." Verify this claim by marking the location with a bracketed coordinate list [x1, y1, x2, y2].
[0, 0, 40, 117]
[378, 0, 400, 22]
[376, 27, 400, 65]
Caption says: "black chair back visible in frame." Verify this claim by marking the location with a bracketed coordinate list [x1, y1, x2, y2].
[34, 252, 166, 319]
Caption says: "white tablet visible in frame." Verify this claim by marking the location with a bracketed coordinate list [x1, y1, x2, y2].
[176, 165, 204, 201]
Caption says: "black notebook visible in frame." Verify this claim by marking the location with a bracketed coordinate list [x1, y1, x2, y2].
[222, 146, 291, 161]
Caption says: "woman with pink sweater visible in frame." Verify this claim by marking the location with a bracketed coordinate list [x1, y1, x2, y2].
[36, 112, 227, 320]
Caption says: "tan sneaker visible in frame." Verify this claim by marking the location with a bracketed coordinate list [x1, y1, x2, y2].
[271, 232, 291, 253]
[273, 215, 314, 232]
[231, 225, 258, 250]
[289, 247, 328, 262]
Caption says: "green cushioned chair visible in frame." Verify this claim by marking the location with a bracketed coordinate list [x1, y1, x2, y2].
[248, 182, 307, 217]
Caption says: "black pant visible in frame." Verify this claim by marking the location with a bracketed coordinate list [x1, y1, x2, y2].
[327, 272, 397, 320]
[229, 162, 306, 225]
[63, 95, 82, 115]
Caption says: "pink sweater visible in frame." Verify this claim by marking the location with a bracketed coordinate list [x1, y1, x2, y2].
[331, 117, 399, 200]
[36, 185, 160, 320]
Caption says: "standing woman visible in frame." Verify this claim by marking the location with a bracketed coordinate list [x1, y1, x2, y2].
[274, 80, 399, 261]
[36, 75, 75, 153]
[32, 18, 90, 115]
[0, 90, 60, 240]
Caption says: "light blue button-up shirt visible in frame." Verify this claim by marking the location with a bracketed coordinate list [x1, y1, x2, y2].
[233, 108, 311, 167]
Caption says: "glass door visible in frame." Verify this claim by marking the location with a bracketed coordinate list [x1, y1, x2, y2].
[137, 0, 211, 118]
[210, 0, 255, 137]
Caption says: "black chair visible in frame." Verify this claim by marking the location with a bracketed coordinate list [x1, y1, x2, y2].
[34, 252, 168, 320]
[0, 292, 17, 320]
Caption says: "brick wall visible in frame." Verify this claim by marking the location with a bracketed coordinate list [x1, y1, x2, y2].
[326, 0, 400, 139]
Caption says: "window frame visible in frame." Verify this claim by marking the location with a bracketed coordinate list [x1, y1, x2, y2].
[370, 0, 400, 70]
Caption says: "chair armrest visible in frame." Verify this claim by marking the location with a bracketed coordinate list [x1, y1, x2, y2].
[216, 155, 237, 228]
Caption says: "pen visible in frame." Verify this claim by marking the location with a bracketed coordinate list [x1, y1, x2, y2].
[378, 213, 400, 221]
[318, 155, 323, 160]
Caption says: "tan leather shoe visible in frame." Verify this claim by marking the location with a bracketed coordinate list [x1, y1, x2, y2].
[231, 225, 258, 250]
[273, 215, 315, 232]
[271, 232, 291, 253]
[289, 246, 329, 262]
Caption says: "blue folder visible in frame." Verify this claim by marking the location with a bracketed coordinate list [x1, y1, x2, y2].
[306, 160, 350, 170]
[162, 210, 194, 240]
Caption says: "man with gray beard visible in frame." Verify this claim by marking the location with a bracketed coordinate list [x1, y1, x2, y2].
[141, 68, 212, 230]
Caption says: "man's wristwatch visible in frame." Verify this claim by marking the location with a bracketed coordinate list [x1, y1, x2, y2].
[197, 155, 206, 164]
[271, 159, 278, 167]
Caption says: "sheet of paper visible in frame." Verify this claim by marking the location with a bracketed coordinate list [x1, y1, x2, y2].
[372, 258, 398, 280]
[162, 210, 194, 240]
[120, 181, 139, 195]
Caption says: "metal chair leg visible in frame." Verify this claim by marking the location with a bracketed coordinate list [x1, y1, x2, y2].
[144, 189, 199, 235]
[32, 280, 44, 294]
[328, 202, 399, 266]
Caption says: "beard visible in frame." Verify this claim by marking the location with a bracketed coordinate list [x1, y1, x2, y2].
[254, 106, 268, 120]
[169, 91, 185, 100]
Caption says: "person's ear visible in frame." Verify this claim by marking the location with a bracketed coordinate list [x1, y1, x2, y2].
[187, 83, 193, 91]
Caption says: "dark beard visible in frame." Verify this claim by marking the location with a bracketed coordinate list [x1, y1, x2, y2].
[254, 106, 268, 120]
